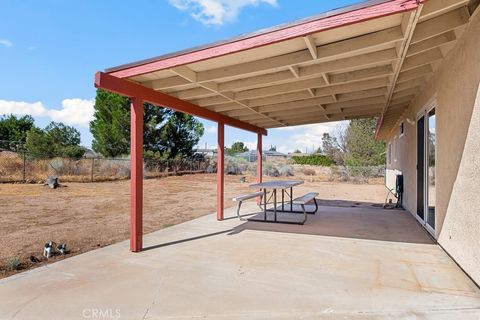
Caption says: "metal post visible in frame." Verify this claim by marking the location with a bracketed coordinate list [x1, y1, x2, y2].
[130, 97, 144, 252]
[91, 158, 95, 182]
[273, 189, 277, 222]
[290, 187, 293, 212]
[256, 132, 263, 204]
[23, 151, 26, 182]
[263, 188, 267, 221]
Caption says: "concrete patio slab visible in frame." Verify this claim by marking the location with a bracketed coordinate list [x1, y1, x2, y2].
[1, 204, 479, 319]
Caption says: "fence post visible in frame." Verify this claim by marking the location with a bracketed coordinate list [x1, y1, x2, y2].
[91, 158, 95, 182]
[23, 151, 26, 182]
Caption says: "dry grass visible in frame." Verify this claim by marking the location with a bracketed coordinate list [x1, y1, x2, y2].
[0, 173, 388, 278]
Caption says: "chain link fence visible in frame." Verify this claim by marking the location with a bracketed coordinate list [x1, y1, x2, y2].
[0, 149, 211, 183]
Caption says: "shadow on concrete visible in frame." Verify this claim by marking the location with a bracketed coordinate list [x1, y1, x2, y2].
[142, 229, 234, 251]
[143, 199, 434, 252]
[230, 199, 435, 245]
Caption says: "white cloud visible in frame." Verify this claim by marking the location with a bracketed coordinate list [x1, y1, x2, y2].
[290, 122, 345, 152]
[276, 145, 289, 154]
[48, 99, 95, 127]
[169, 0, 277, 25]
[27, 46, 37, 51]
[0, 98, 94, 127]
[206, 125, 217, 134]
[0, 39, 13, 48]
[0, 100, 47, 117]
[269, 122, 346, 154]
[242, 140, 257, 150]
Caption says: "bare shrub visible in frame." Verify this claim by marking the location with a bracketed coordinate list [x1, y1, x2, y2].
[95, 159, 131, 180]
[225, 156, 249, 175]
[0, 156, 23, 181]
[328, 165, 385, 183]
[278, 165, 294, 177]
[262, 162, 279, 177]
[302, 168, 316, 176]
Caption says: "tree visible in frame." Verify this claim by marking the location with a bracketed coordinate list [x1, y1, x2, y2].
[321, 132, 344, 165]
[90, 89, 204, 159]
[26, 122, 85, 158]
[226, 141, 249, 155]
[90, 90, 130, 157]
[344, 118, 385, 166]
[149, 110, 205, 160]
[0, 115, 36, 151]
[25, 127, 54, 157]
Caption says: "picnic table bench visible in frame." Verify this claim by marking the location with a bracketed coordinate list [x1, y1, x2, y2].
[232, 180, 318, 225]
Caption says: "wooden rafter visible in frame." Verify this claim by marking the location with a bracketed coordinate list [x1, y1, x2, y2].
[382, 6, 424, 115]
[171, 65, 286, 127]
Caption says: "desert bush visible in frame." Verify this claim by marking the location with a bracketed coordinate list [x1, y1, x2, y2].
[206, 164, 216, 173]
[328, 165, 385, 183]
[49, 158, 92, 176]
[263, 162, 280, 177]
[278, 165, 294, 177]
[292, 154, 334, 166]
[95, 159, 131, 180]
[302, 168, 316, 176]
[0, 156, 23, 181]
[224, 156, 249, 175]
[5, 257, 21, 271]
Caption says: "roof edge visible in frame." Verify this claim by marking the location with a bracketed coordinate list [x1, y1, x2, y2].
[107, 0, 421, 78]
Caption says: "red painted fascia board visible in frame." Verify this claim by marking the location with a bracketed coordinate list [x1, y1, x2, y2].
[109, 0, 421, 79]
[94, 72, 268, 135]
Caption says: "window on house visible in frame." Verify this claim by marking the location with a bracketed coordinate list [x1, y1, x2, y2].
[388, 143, 392, 165]
[393, 136, 398, 162]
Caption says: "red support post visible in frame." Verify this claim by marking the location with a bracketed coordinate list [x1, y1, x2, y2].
[130, 97, 144, 252]
[217, 122, 225, 221]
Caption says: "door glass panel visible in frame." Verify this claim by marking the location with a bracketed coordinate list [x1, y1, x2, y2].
[427, 109, 436, 230]
[417, 116, 425, 220]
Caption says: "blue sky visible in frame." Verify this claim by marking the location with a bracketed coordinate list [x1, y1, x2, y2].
[0, 0, 362, 153]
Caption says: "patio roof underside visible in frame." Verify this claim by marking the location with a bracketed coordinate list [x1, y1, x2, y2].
[106, 0, 473, 139]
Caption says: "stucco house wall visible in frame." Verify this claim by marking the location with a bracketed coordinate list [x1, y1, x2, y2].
[385, 8, 480, 284]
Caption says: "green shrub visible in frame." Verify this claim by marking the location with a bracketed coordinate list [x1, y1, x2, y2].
[5, 256, 21, 271]
[292, 155, 334, 166]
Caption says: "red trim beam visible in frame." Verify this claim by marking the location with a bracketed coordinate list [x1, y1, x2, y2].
[109, 0, 422, 79]
[95, 72, 267, 135]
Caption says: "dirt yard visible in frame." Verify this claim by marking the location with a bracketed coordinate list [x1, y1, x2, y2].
[0, 174, 389, 278]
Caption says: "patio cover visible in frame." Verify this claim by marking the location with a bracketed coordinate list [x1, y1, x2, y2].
[94, 0, 473, 251]
[98, 0, 471, 139]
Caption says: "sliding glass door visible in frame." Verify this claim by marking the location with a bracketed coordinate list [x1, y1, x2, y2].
[416, 116, 425, 221]
[417, 107, 436, 233]
[426, 109, 436, 231]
